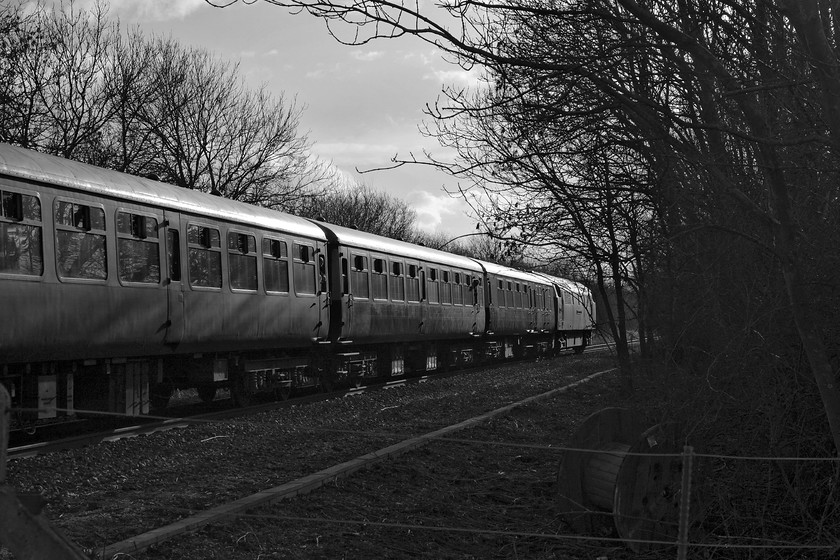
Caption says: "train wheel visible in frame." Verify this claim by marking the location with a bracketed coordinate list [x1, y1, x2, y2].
[197, 385, 217, 403]
[230, 371, 251, 407]
[573, 343, 587, 355]
[274, 385, 292, 401]
[320, 376, 335, 393]
[150, 383, 172, 412]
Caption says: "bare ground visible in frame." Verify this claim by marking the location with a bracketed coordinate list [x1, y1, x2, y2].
[5, 353, 631, 559]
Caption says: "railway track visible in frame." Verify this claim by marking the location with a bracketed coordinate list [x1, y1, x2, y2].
[4, 350, 619, 559]
[100, 364, 615, 559]
[7, 343, 611, 460]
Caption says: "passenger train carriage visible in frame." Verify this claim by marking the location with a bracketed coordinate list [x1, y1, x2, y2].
[0, 143, 594, 424]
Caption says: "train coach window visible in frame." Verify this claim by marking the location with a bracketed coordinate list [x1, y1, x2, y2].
[470, 277, 481, 306]
[2, 191, 23, 220]
[440, 270, 452, 304]
[371, 257, 388, 300]
[341, 258, 349, 294]
[406, 264, 420, 302]
[427, 267, 439, 303]
[263, 237, 289, 293]
[187, 224, 222, 288]
[116, 212, 160, 284]
[293, 242, 316, 295]
[0, 190, 43, 276]
[496, 279, 505, 308]
[452, 272, 463, 306]
[351, 255, 369, 298]
[228, 232, 257, 291]
[55, 200, 107, 280]
[167, 229, 181, 281]
[390, 261, 405, 301]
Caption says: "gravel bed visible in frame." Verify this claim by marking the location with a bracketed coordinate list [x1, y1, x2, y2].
[4, 353, 622, 559]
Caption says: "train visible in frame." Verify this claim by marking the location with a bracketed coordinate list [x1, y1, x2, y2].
[0, 142, 595, 423]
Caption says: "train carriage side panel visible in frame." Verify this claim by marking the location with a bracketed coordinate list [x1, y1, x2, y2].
[0, 143, 330, 360]
[420, 264, 481, 339]
[311, 220, 483, 345]
[175, 220, 327, 353]
[0, 181, 170, 362]
[473, 261, 545, 337]
[533, 272, 595, 351]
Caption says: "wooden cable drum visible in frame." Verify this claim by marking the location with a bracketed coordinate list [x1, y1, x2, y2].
[557, 408, 704, 552]
[582, 441, 632, 511]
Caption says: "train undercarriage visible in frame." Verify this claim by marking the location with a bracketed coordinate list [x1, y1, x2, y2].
[1, 331, 589, 431]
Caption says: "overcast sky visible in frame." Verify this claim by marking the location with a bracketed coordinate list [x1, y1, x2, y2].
[93, 0, 482, 240]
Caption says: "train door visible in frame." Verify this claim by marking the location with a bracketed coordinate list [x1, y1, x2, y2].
[469, 273, 483, 334]
[163, 211, 184, 345]
[419, 267, 427, 335]
[556, 286, 565, 330]
[317, 241, 329, 339]
[543, 287, 553, 331]
[486, 275, 497, 333]
[345, 251, 373, 341]
[334, 253, 351, 340]
[308, 240, 327, 341]
[527, 283, 536, 332]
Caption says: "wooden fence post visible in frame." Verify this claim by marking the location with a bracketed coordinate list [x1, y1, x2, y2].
[676, 445, 694, 560]
[0, 384, 7, 484]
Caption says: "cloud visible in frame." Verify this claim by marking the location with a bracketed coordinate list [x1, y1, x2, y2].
[311, 142, 401, 167]
[425, 68, 485, 90]
[103, 0, 206, 21]
[401, 50, 437, 67]
[406, 190, 467, 233]
[401, 48, 487, 90]
[350, 50, 386, 62]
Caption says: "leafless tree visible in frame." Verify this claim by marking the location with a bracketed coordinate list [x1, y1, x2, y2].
[0, 0, 322, 210]
[20, 1, 119, 159]
[0, 2, 36, 143]
[0, 1, 117, 154]
[226, 0, 840, 455]
[98, 26, 159, 173]
[295, 181, 417, 239]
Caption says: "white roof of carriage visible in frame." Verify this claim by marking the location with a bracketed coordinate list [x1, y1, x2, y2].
[315, 220, 483, 272]
[0, 143, 326, 241]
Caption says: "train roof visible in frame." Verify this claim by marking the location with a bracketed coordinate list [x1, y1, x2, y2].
[313, 220, 483, 272]
[532, 271, 591, 295]
[474, 259, 554, 286]
[0, 143, 326, 241]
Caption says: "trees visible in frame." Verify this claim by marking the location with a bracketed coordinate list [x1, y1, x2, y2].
[294, 181, 417, 239]
[0, 0, 320, 210]
[131, 36, 319, 208]
[239, 0, 840, 453]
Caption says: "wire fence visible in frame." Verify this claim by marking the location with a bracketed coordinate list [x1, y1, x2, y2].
[4, 393, 840, 556]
